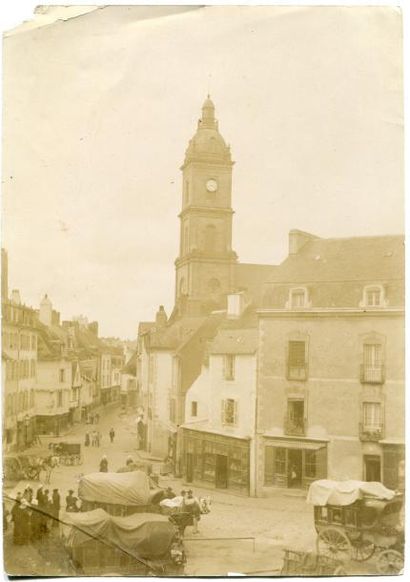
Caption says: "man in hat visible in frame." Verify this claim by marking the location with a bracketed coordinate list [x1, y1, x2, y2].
[99, 455, 108, 472]
[66, 490, 78, 512]
[52, 488, 61, 527]
[30, 499, 41, 542]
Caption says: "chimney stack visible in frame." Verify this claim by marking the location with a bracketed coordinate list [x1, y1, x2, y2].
[155, 305, 168, 328]
[289, 229, 318, 255]
[39, 294, 53, 326]
[11, 289, 21, 305]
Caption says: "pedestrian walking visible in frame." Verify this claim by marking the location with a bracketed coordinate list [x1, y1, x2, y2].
[66, 490, 79, 512]
[85, 432, 90, 447]
[96, 431, 101, 447]
[11, 493, 23, 544]
[42, 489, 52, 533]
[13, 499, 30, 545]
[183, 490, 201, 535]
[52, 488, 61, 528]
[30, 499, 41, 542]
[99, 455, 108, 472]
[23, 485, 33, 503]
[91, 430, 97, 447]
[109, 428, 115, 443]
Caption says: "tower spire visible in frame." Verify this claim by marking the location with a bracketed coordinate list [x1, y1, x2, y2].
[200, 95, 216, 128]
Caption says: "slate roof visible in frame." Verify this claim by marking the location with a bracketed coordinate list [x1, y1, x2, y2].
[234, 263, 277, 305]
[37, 322, 68, 361]
[262, 234, 404, 309]
[123, 351, 137, 375]
[138, 322, 156, 335]
[209, 328, 258, 355]
[148, 317, 208, 351]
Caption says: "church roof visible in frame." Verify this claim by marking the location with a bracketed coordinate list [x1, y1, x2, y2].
[183, 97, 232, 166]
[235, 263, 278, 305]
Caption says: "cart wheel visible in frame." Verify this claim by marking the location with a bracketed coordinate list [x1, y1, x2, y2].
[351, 539, 375, 562]
[317, 527, 352, 562]
[376, 550, 404, 575]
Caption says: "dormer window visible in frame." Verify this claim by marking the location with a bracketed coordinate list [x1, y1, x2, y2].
[361, 285, 386, 308]
[286, 287, 310, 309]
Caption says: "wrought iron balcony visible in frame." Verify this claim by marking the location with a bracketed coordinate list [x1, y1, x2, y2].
[360, 365, 385, 384]
[287, 364, 308, 381]
[359, 422, 384, 442]
[284, 417, 306, 436]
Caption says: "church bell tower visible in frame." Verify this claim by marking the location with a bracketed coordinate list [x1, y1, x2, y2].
[175, 96, 238, 315]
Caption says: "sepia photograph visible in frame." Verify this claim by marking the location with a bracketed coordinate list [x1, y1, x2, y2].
[1, 3, 405, 577]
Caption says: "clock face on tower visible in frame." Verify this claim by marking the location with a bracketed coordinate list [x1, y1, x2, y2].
[206, 179, 218, 193]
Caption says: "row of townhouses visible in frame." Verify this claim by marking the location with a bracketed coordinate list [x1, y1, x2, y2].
[1, 250, 128, 451]
[134, 97, 404, 497]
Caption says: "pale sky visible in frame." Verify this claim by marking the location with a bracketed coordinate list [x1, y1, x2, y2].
[2, 5, 403, 338]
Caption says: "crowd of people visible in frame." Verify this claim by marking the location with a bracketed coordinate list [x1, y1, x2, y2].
[84, 427, 116, 448]
[6, 485, 61, 545]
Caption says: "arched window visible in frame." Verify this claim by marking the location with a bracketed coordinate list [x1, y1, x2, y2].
[184, 180, 190, 206]
[208, 278, 221, 293]
[179, 277, 186, 296]
[184, 225, 190, 253]
[204, 224, 216, 252]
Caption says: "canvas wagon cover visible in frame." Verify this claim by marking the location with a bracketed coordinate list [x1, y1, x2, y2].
[78, 471, 151, 506]
[307, 479, 395, 506]
[62, 509, 175, 558]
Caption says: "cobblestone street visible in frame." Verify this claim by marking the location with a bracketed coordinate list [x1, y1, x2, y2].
[3, 403, 378, 576]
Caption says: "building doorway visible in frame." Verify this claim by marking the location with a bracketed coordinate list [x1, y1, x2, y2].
[364, 455, 381, 482]
[215, 454, 228, 488]
[288, 449, 303, 488]
[186, 453, 194, 483]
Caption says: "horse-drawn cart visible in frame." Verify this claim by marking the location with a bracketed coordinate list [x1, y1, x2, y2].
[281, 548, 345, 576]
[78, 470, 164, 516]
[307, 479, 404, 574]
[60, 509, 186, 576]
[49, 442, 82, 466]
[4, 454, 46, 483]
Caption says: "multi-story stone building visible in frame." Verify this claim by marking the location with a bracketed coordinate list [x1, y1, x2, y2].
[182, 293, 258, 495]
[2, 288, 38, 451]
[136, 97, 275, 460]
[35, 296, 72, 435]
[256, 231, 405, 494]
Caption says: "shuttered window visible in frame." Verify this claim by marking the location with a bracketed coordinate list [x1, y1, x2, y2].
[363, 402, 381, 428]
[363, 344, 382, 368]
[264, 447, 275, 484]
[221, 398, 237, 425]
[289, 341, 306, 366]
[224, 355, 235, 380]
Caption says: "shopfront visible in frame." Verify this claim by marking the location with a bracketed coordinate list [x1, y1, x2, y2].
[382, 442, 405, 491]
[263, 437, 328, 489]
[182, 428, 250, 495]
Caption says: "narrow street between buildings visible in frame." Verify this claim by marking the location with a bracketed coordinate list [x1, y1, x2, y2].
[3, 403, 382, 576]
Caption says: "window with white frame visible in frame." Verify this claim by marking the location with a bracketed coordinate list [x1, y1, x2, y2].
[287, 340, 308, 380]
[287, 287, 310, 309]
[362, 343, 384, 383]
[361, 285, 386, 308]
[363, 402, 382, 429]
[224, 354, 235, 380]
[191, 401, 198, 417]
[221, 398, 237, 425]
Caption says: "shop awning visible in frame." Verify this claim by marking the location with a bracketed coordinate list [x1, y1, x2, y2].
[263, 436, 327, 450]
